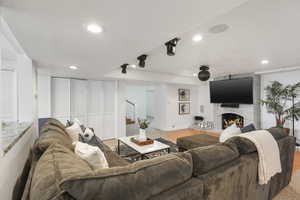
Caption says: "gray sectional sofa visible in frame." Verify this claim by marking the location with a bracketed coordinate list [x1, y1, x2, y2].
[13, 119, 295, 200]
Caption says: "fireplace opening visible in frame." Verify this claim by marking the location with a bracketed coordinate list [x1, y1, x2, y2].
[222, 113, 244, 129]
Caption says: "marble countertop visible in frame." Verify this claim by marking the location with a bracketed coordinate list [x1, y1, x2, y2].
[0, 122, 33, 156]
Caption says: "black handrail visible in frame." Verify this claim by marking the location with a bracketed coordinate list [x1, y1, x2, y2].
[126, 100, 135, 106]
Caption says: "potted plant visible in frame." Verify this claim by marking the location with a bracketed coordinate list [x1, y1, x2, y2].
[261, 81, 300, 135]
[137, 118, 150, 141]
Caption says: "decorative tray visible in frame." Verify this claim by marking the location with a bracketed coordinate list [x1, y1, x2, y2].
[130, 137, 154, 146]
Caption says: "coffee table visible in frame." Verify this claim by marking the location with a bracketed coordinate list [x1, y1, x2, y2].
[117, 136, 170, 160]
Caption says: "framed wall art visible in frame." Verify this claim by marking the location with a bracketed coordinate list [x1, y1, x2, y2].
[179, 103, 190, 115]
[178, 89, 190, 101]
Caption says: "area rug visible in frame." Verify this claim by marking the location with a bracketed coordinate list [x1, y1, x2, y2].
[114, 137, 178, 162]
[274, 169, 300, 200]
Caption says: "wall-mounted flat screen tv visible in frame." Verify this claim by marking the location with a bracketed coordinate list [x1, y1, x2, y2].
[209, 77, 253, 104]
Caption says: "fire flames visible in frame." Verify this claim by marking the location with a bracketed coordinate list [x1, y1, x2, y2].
[224, 118, 243, 129]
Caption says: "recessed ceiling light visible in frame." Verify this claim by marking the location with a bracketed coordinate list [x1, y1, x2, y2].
[69, 65, 78, 70]
[261, 60, 269, 65]
[193, 34, 203, 42]
[193, 73, 197, 77]
[130, 64, 137, 69]
[87, 24, 103, 34]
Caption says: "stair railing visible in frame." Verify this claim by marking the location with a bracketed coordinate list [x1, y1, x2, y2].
[126, 100, 136, 122]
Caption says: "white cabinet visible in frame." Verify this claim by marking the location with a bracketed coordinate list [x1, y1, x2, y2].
[37, 74, 51, 118]
[70, 79, 88, 124]
[0, 70, 17, 122]
[49, 78, 117, 140]
[51, 78, 70, 124]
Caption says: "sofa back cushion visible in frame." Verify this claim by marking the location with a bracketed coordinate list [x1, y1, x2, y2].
[60, 152, 193, 200]
[267, 128, 288, 140]
[45, 118, 67, 133]
[34, 128, 73, 156]
[225, 128, 288, 155]
[30, 144, 93, 200]
[188, 143, 239, 176]
[40, 123, 68, 137]
[225, 136, 257, 154]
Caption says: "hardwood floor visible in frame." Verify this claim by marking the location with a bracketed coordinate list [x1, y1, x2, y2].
[164, 129, 300, 174]
[293, 152, 300, 174]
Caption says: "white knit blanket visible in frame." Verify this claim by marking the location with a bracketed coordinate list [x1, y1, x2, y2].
[238, 130, 282, 185]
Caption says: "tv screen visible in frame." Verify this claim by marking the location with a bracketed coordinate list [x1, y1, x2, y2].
[209, 77, 253, 104]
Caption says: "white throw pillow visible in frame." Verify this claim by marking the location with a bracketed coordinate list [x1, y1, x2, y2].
[82, 127, 95, 142]
[73, 118, 82, 126]
[66, 122, 83, 142]
[74, 142, 109, 169]
[219, 124, 242, 142]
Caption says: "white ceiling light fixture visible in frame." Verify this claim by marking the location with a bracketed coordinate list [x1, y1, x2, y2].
[130, 64, 137, 69]
[261, 60, 269, 65]
[193, 34, 203, 42]
[69, 65, 78, 70]
[87, 24, 103, 34]
[193, 73, 197, 77]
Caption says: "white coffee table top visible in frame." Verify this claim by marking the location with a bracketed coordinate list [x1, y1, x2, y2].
[118, 136, 170, 154]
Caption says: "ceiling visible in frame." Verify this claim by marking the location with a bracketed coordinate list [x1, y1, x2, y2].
[144, 0, 300, 78]
[1, 0, 300, 80]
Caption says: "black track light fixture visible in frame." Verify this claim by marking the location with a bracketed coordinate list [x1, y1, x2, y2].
[137, 54, 148, 68]
[121, 64, 129, 74]
[198, 65, 210, 81]
[165, 38, 180, 56]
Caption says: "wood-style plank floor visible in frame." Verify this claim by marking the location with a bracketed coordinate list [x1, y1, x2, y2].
[164, 129, 300, 174]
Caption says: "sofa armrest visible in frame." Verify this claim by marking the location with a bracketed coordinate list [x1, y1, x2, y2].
[269, 136, 296, 198]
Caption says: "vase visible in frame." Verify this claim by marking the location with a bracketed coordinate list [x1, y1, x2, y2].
[138, 129, 147, 142]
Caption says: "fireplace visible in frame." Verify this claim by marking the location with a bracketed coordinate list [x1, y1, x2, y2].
[222, 113, 244, 129]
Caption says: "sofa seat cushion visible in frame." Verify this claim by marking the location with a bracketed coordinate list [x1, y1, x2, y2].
[60, 152, 193, 200]
[177, 134, 219, 150]
[30, 144, 93, 200]
[188, 143, 239, 176]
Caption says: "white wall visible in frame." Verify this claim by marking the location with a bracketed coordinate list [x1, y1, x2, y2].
[151, 84, 168, 130]
[198, 83, 214, 122]
[123, 82, 201, 131]
[261, 69, 300, 142]
[164, 84, 199, 131]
